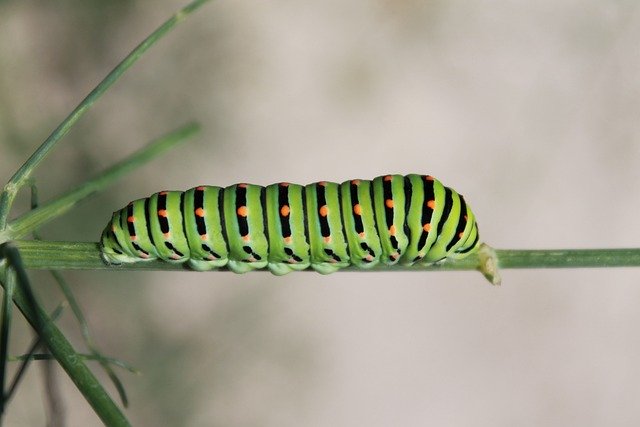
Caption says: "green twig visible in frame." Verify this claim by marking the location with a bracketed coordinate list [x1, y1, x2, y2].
[11, 353, 139, 374]
[0, 268, 15, 419]
[28, 179, 134, 407]
[10, 241, 640, 272]
[0, 123, 200, 241]
[51, 270, 131, 407]
[0, 0, 211, 230]
[0, 244, 130, 427]
[4, 303, 66, 407]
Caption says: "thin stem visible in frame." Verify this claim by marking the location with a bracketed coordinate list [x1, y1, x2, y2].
[0, 0, 211, 230]
[11, 354, 138, 374]
[42, 356, 65, 427]
[27, 180, 132, 407]
[4, 303, 66, 406]
[51, 270, 131, 407]
[0, 269, 15, 419]
[0, 244, 130, 427]
[10, 241, 640, 272]
[1, 123, 200, 241]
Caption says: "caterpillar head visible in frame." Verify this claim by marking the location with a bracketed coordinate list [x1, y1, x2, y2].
[99, 216, 142, 265]
[99, 227, 125, 265]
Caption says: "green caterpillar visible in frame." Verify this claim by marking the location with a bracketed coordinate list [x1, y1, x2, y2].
[100, 174, 480, 275]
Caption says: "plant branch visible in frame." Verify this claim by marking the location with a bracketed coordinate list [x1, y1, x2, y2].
[0, 0, 211, 230]
[0, 244, 130, 427]
[11, 240, 640, 272]
[1, 123, 200, 241]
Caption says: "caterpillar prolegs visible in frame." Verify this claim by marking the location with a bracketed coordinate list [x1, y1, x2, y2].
[100, 174, 481, 275]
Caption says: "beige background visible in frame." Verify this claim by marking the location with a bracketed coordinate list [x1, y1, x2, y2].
[1, 1, 640, 425]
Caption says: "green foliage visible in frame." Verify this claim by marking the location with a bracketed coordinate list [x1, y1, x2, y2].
[0, 1, 210, 425]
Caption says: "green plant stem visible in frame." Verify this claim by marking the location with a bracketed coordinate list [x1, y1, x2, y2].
[0, 0, 212, 230]
[12, 354, 139, 373]
[50, 270, 131, 407]
[1, 244, 130, 427]
[4, 303, 66, 407]
[0, 123, 199, 241]
[0, 268, 15, 419]
[11, 240, 640, 271]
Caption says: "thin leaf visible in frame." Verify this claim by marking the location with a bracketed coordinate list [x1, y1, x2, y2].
[4, 303, 66, 408]
[2, 122, 200, 241]
[12, 353, 139, 375]
[50, 270, 132, 407]
[1, 243, 131, 427]
[0, 0, 212, 230]
[0, 268, 15, 417]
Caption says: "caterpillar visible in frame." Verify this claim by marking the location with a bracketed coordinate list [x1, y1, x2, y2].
[100, 174, 480, 275]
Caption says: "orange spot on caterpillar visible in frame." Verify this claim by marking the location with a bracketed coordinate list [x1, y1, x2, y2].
[464, 215, 468, 221]
[319, 205, 329, 217]
[384, 175, 393, 181]
[280, 205, 290, 217]
[288, 258, 297, 264]
[365, 255, 373, 262]
[196, 186, 206, 191]
[159, 191, 168, 195]
[283, 236, 292, 244]
[280, 182, 290, 187]
[111, 225, 116, 232]
[358, 232, 365, 238]
[323, 236, 331, 243]
[127, 215, 135, 223]
[242, 234, 250, 242]
[389, 225, 396, 236]
[423, 223, 431, 232]
[237, 206, 248, 217]
[139, 253, 149, 259]
[459, 232, 464, 238]
[130, 235, 137, 241]
[163, 232, 171, 238]
[351, 179, 360, 185]
[390, 253, 400, 260]
[238, 183, 248, 188]
[195, 207, 205, 217]
[200, 234, 208, 240]
[427, 200, 436, 209]
[318, 181, 327, 187]
[158, 209, 168, 217]
[385, 199, 394, 208]
[170, 254, 181, 260]
[353, 204, 362, 215]
[207, 254, 217, 260]
[425, 176, 434, 181]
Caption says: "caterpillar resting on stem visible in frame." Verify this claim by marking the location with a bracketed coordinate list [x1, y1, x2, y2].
[100, 174, 497, 281]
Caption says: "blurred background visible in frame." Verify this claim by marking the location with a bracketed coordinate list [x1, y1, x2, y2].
[1, 0, 640, 425]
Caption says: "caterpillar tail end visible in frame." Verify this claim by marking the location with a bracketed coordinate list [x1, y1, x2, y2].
[478, 243, 501, 286]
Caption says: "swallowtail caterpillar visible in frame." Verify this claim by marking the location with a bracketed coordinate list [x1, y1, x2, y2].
[101, 174, 498, 281]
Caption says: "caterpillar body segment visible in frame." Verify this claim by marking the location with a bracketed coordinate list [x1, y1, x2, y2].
[222, 183, 269, 273]
[371, 174, 408, 265]
[340, 179, 382, 269]
[183, 186, 228, 271]
[265, 182, 311, 275]
[149, 191, 190, 264]
[100, 174, 481, 274]
[305, 181, 350, 274]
